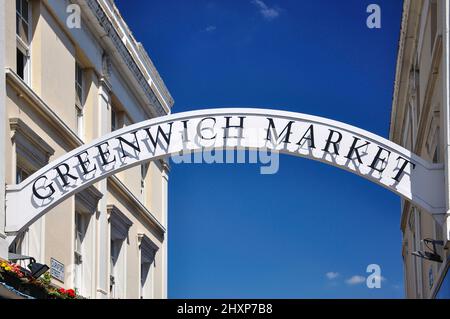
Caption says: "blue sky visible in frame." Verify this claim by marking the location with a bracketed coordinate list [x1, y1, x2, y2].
[115, 0, 405, 298]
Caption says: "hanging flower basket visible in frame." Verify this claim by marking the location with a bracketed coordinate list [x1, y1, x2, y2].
[0, 261, 27, 290]
[0, 259, 83, 299]
[0, 271, 24, 290]
[18, 281, 48, 299]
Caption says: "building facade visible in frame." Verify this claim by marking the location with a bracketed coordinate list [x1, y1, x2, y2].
[390, 0, 450, 298]
[0, 0, 173, 298]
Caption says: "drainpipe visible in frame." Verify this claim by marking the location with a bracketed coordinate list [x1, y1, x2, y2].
[0, 0, 8, 259]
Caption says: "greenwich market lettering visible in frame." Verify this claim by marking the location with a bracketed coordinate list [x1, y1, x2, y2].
[32, 116, 415, 200]
[6, 109, 444, 235]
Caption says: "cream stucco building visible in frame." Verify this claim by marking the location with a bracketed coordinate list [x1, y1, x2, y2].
[390, 0, 450, 298]
[0, 0, 173, 298]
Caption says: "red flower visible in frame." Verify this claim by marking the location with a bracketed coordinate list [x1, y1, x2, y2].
[67, 289, 76, 298]
[58, 288, 66, 294]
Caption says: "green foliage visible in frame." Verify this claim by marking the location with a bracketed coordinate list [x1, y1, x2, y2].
[40, 271, 51, 286]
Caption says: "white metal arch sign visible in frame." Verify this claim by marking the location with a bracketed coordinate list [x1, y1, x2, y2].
[5, 108, 445, 234]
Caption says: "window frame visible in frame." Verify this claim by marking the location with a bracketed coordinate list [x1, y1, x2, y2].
[16, 0, 30, 44]
[108, 205, 132, 299]
[16, 165, 31, 184]
[75, 62, 84, 107]
[140, 163, 149, 204]
[138, 234, 158, 299]
[16, 0, 31, 85]
[73, 186, 102, 298]
[74, 211, 84, 293]
[111, 106, 118, 131]
[16, 46, 30, 84]
[75, 104, 84, 139]
[75, 62, 85, 139]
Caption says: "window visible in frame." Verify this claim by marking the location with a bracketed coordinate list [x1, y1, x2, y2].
[75, 62, 84, 138]
[16, 165, 30, 184]
[138, 234, 158, 299]
[76, 105, 83, 138]
[9, 232, 25, 255]
[409, 108, 415, 150]
[430, 0, 438, 52]
[108, 205, 132, 299]
[432, 128, 440, 163]
[111, 106, 125, 132]
[16, 48, 29, 83]
[409, 208, 423, 298]
[111, 107, 118, 131]
[16, 49, 25, 80]
[16, 0, 30, 84]
[412, 231, 420, 296]
[433, 219, 444, 269]
[402, 244, 408, 296]
[402, 108, 412, 150]
[9, 119, 54, 263]
[73, 187, 102, 298]
[16, 0, 30, 44]
[75, 62, 84, 106]
[140, 164, 148, 203]
[110, 238, 123, 298]
[74, 212, 84, 293]
[140, 262, 152, 299]
[414, 67, 421, 120]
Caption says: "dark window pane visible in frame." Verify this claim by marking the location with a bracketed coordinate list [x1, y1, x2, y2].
[16, 49, 25, 79]
[16, 0, 29, 43]
[22, 20, 28, 42]
[111, 109, 116, 131]
[75, 63, 83, 104]
[17, 18, 28, 43]
[16, 166, 30, 184]
[16, 12, 20, 35]
[76, 85, 82, 104]
[21, 0, 28, 20]
[77, 64, 83, 85]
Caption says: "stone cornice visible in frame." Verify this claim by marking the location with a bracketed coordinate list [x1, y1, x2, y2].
[138, 233, 159, 260]
[107, 204, 133, 239]
[83, 0, 170, 117]
[9, 117, 55, 157]
[76, 185, 104, 214]
[103, 1, 173, 108]
[389, 0, 426, 144]
[108, 176, 166, 239]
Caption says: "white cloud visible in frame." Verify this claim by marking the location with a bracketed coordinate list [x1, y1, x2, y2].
[325, 272, 339, 280]
[345, 275, 366, 285]
[251, 0, 281, 21]
[204, 25, 217, 33]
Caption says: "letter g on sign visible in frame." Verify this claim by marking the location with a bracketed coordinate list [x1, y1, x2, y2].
[32, 175, 55, 200]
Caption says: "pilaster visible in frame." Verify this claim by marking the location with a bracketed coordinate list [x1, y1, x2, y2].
[95, 62, 112, 298]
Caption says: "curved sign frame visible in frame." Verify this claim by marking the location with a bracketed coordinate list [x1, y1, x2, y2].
[5, 108, 445, 234]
